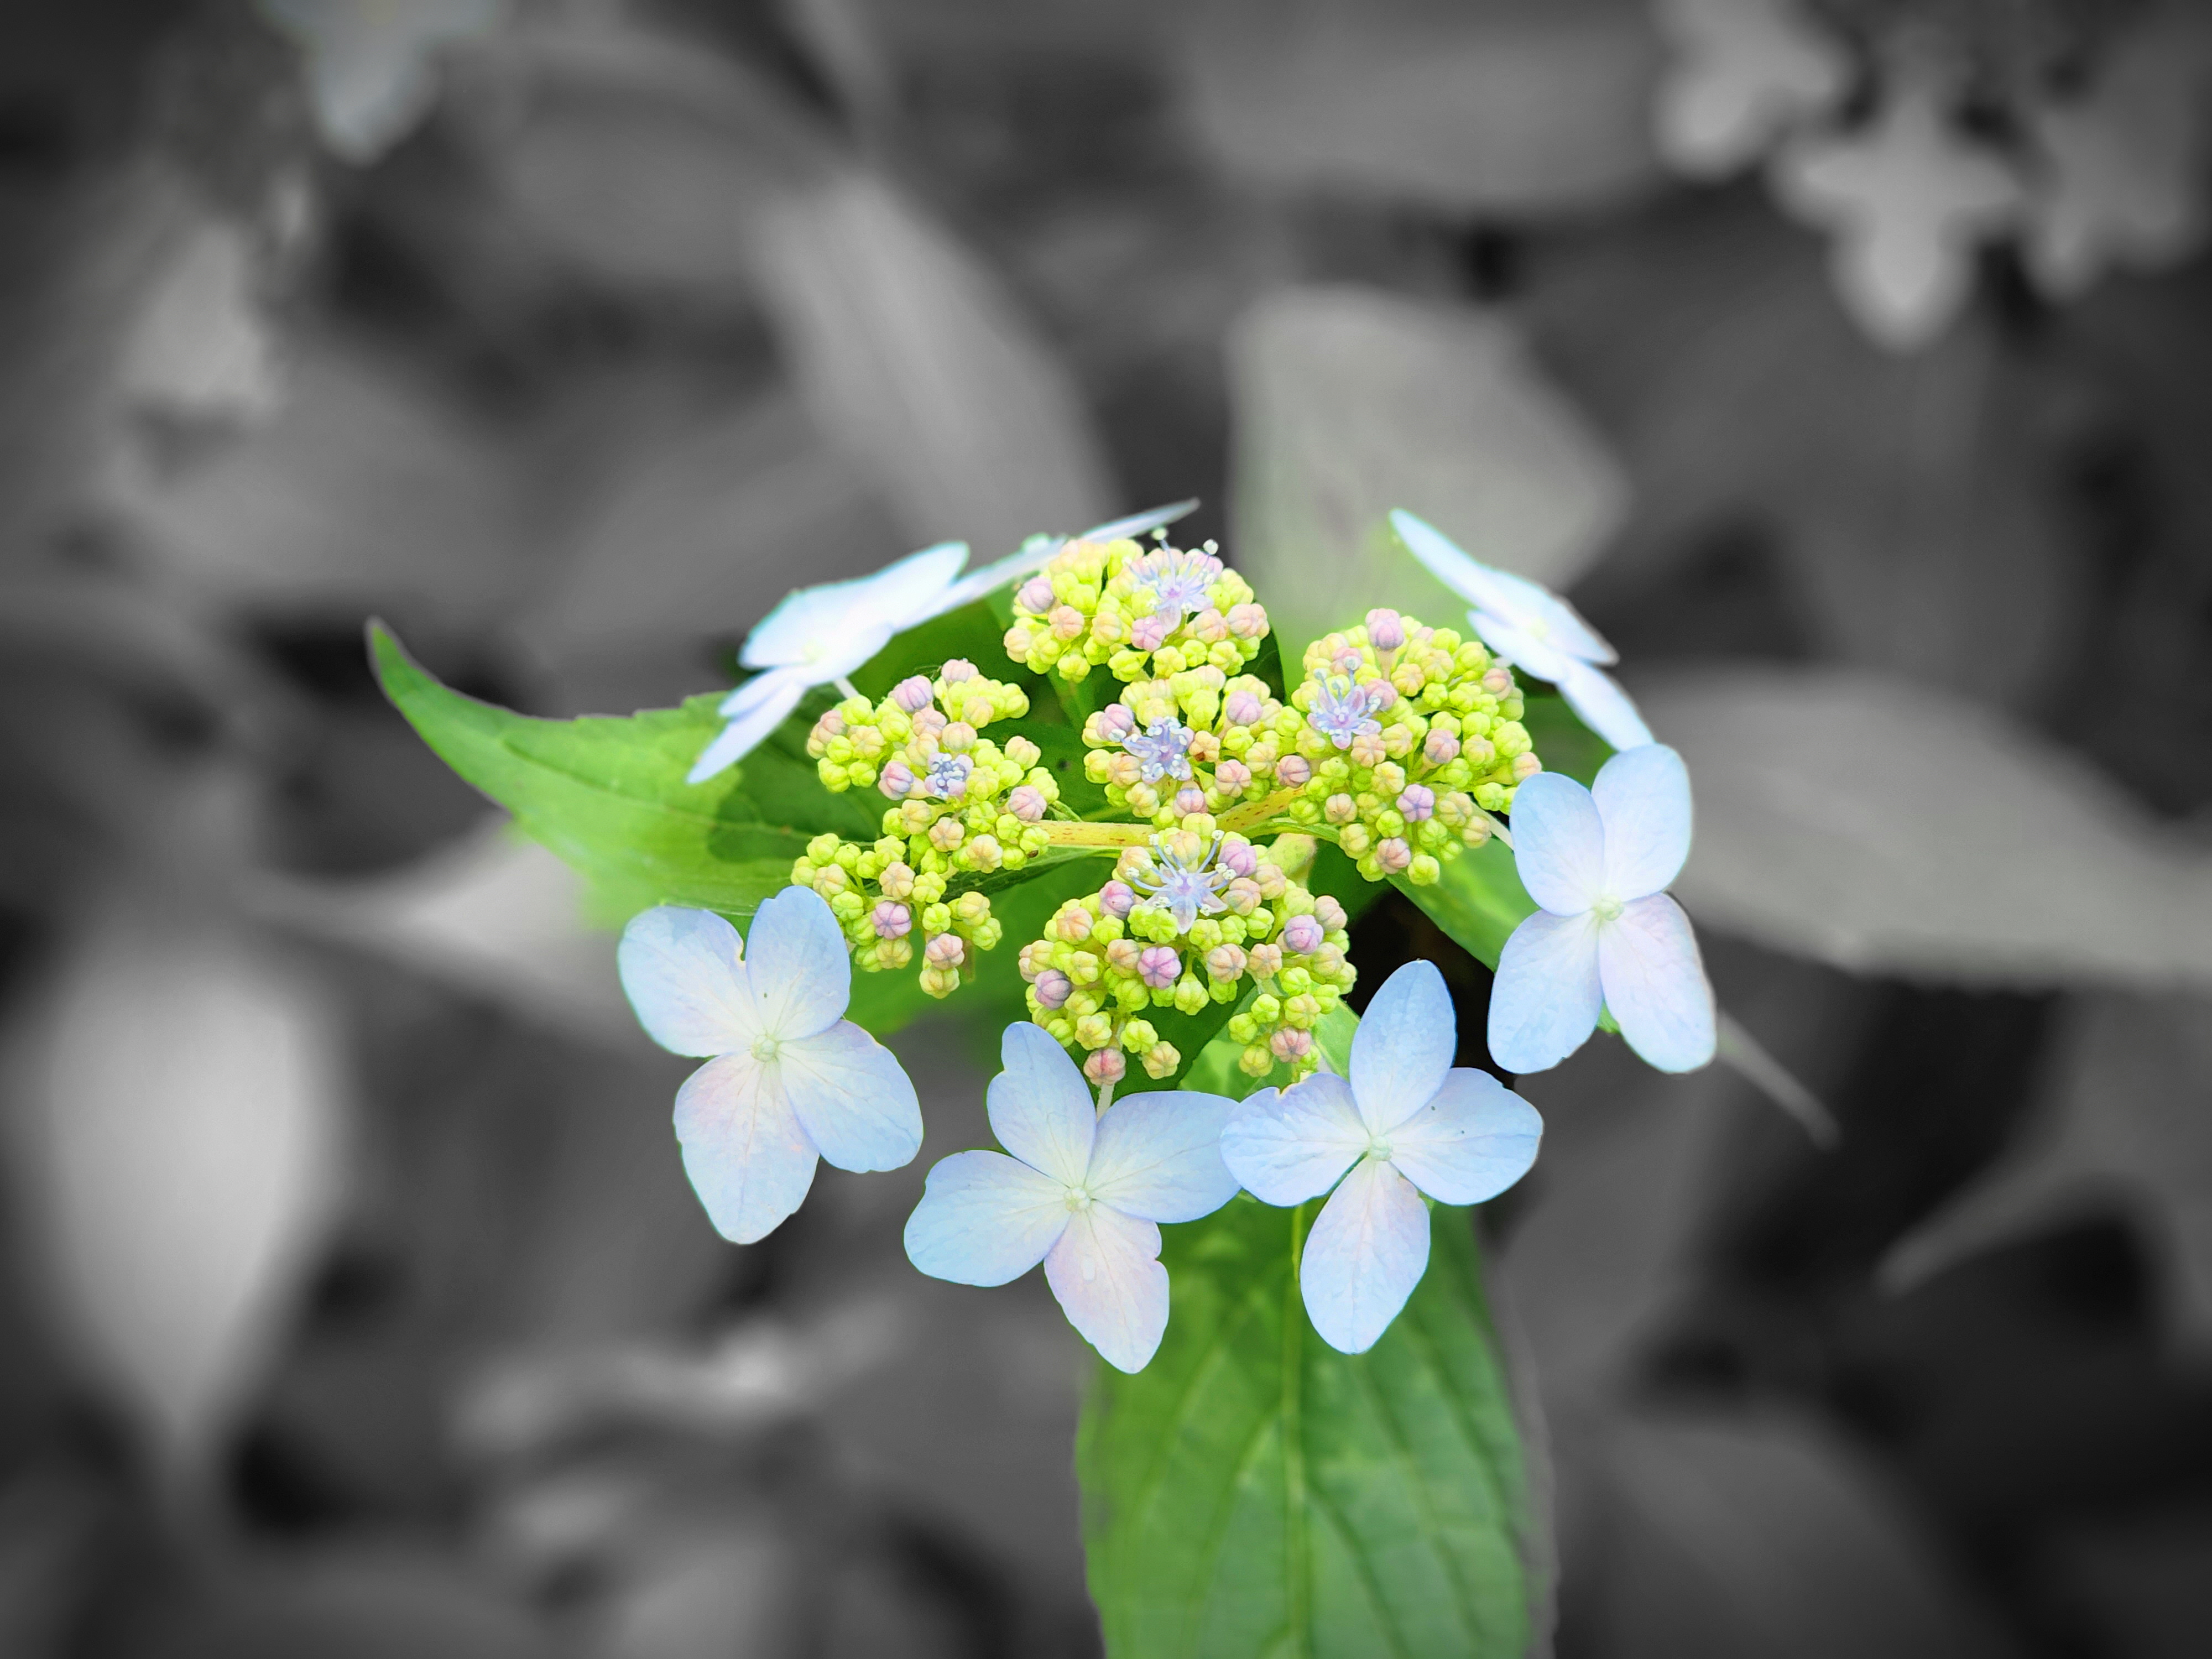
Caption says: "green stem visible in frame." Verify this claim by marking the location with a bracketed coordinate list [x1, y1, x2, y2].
[1284, 1200, 1312, 1656]
[1032, 820, 1156, 851]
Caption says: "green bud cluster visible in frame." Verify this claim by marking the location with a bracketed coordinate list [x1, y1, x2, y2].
[1015, 831, 1357, 1087]
[1001, 534, 1271, 685]
[1277, 613, 1542, 884]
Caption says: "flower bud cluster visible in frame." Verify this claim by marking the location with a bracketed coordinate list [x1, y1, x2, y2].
[1001, 534, 1270, 686]
[1272, 611, 1541, 885]
[1077, 670, 1298, 828]
[1016, 831, 1357, 1086]
[791, 661, 1061, 998]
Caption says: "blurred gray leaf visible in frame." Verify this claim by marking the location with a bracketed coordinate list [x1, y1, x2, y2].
[1229, 285, 1628, 657]
[1884, 992, 2212, 1350]
[1180, 0, 1665, 216]
[115, 218, 284, 425]
[153, 1547, 550, 1658]
[598, 1527, 801, 1659]
[2, 904, 346, 1481]
[1640, 665, 2212, 987]
[742, 168, 1115, 554]
[259, 0, 508, 163]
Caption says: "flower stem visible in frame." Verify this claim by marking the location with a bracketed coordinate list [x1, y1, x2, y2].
[1217, 785, 1307, 835]
[1032, 820, 1157, 850]
[834, 675, 864, 702]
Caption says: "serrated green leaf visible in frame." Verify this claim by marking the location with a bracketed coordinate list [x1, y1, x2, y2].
[1392, 839, 1536, 972]
[1077, 1192, 1537, 1658]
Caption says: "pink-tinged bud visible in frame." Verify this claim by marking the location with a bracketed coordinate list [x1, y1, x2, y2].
[1018, 940, 1051, 980]
[1034, 968, 1073, 1009]
[1055, 907, 1093, 944]
[1376, 837, 1413, 874]
[1215, 758, 1253, 794]
[1281, 914, 1324, 954]
[1130, 611, 1173, 652]
[1332, 648, 1363, 676]
[1099, 880, 1136, 919]
[1225, 603, 1265, 639]
[1084, 1047, 1127, 1084]
[941, 659, 978, 684]
[1365, 680, 1398, 712]
[1138, 946, 1181, 989]
[891, 675, 935, 713]
[1365, 608, 1407, 651]
[879, 761, 916, 799]
[818, 709, 848, 737]
[1173, 785, 1207, 817]
[1270, 1027, 1313, 1062]
[1106, 937, 1142, 974]
[1015, 576, 1056, 614]
[1348, 732, 1387, 769]
[1513, 752, 1543, 781]
[1106, 753, 1144, 789]
[1276, 755, 1313, 787]
[1324, 793, 1357, 825]
[1219, 839, 1259, 878]
[928, 817, 964, 852]
[1423, 727, 1460, 766]
[1050, 604, 1086, 642]
[1191, 608, 1230, 643]
[1008, 785, 1047, 822]
[1223, 689, 1262, 726]
[911, 707, 948, 739]
[941, 721, 978, 753]
[924, 933, 965, 969]
[1246, 942, 1284, 978]
[1313, 895, 1348, 932]
[1397, 784, 1436, 822]
[1256, 863, 1288, 900]
[1483, 666, 1514, 695]
[1206, 944, 1248, 980]
[871, 900, 912, 939]
[1224, 877, 1262, 914]
[1098, 703, 1136, 742]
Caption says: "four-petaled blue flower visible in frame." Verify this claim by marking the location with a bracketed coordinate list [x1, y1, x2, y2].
[905, 1024, 1240, 1372]
[691, 502, 1198, 784]
[1391, 508, 1654, 754]
[1123, 716, 1194, 784]
[925, 752, 974, 800]
[1221, 961, 1542, 1354]
[618, 888, 923, 1243]
[1305, 672, 1385, 749]
[1130, 833, 1233, 932]
[1487, 744, 1717, 1075]
[1133, 545, 1223, 620]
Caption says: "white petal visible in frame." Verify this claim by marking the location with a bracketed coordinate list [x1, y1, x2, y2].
[1598, 895, 1717, 1073]
[1392, 510, 1614, 662]
[931, 541, 1058, 618]
[742, 542, 967, 669]
[1557, 660, 1656, 754]
[1299, 1158, 1431, 1355]
[1386, 1070, 1543, 1205]
[1507, 773, 1606, 916]
[1348, 959, 1457, 1133]
[986, 1023, 1098, 1188]
[1486, 909, 1604, 1075]
[1218, 1078, 1366, 1206]
[1593, 744, 1691, 900]
[672, 1054, 819, 1244]
[743, 886, 849, 1040]
[1085, 1090, 1239, 1223]
[1044, 1204, 1169, 1374]
[1083, 499, 1199, 544]
[688, 672, 807, 785]
[1470, 613, 1582, 686]
[617, 906, 758, 1057]
[778, 1021, 922, 1172]
[903, 1150, 1070, 1286]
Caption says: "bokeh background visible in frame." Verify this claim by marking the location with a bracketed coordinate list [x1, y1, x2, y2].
[3, 1, 2210, 1655]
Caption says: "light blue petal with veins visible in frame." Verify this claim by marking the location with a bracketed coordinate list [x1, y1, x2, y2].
[742, 542, 967, 670]
[1558, 660, 1656, 754]
[1393, 509, 1615, 663]
[1086, 1090, 1239, 1223]
[617, 906, 758, 1057]
[1387, 1070, 1544, 1205]
[1219, 1079, 1367, 1206]
[904, 1150, 1070, 1285]
[1599, 895, 1717, 1073]
[1045, 1204, 1168, 1373]
[1488, 909, 1604, 1074]
[691, 671, 807, 784]
[743, 886, 850, 1040]
[1593, 744, 1691, 899]
[778, 1022, 921, 1172]
[1349, 959, 1457, 1133]
[987, 1022, 1096, 1187]
[1470, 613, 1582, 687]
[1300, 1157, 1431, 1354]
[1508, 773, 1607, 916]
[673, 1053, 819, 1244]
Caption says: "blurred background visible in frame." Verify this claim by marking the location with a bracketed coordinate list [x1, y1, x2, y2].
[2, 1, 2209, 1654]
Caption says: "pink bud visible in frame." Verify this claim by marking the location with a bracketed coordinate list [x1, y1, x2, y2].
[1276, 755, 1312, 787]
[1348, 732, 1386, 768]
[1215, 758, 1253, 793]
[1224, 690, 1262, 726]
[1482, 666, 1514, 695]
[879, 761, 916, 799]
[1050, 605, 1086, 642]
[1138, 946, 1181, 989]
[1106, 938, 1142, 975]
[941, 659, 978, 683]
[1246, 942, 1283, 978]
[1130, 611, 1173, 653]
[1281, 914, 1324, 954]
[1015, 577, 1056, 614]
[1376, 837, 1412, 873]
[1173, 785, 1207, 817]
[871, 900, 912, 939]
[1423, 727, 1460, 766]
[911, 707, 948, 739]
[1324, 793, 1356, 825]
[1269, 1028, 1313, 1062]
[1018, 940, 1051, 980]
[1313, 896, 1348, 932]
[1226, 603, 1267, 639]
[1366, 608, 1406, 651]
[1084, 1048, 1127, 1084]
[1219, 839, 1259, 878]
[1034, 968, 1073, 1009]
[1008, 785, 1047, 822]
[891, 675, 934, 713]
[1513, 752, 1543, 781]
[1332, 648, 1362, 676]
[1099, 880, 1136, 919]
[1055, 907, 1093, 944]
[1098, 703, 1136, 742]
[1397, 784, 1436, 822]
[1206, 944, 1248, 980]
[924, 933, 965, 969]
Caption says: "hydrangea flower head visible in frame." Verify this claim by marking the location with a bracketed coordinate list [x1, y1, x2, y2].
[904, 1023, 1240, 1371]
[1130, 831, 1233, 932]
[1220, 960, 1543, 1353]
[1488, 744, 1717, 1074]
[1390, 509, 1654, 753]
[618, 888, 924, 1243]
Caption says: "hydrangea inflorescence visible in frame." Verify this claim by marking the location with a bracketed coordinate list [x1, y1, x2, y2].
[1003, 530, 1270, 685]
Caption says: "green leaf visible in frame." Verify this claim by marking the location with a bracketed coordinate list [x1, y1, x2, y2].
[1392, 839, 1536, 972]
[1077, 1193, 1538, 1658]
